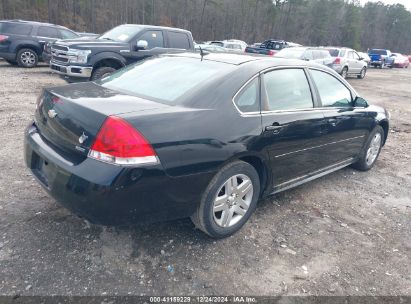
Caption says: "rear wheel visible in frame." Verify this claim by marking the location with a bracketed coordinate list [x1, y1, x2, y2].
[341, 67, 348, 79]
[352, 126, 384, 171]
[91, 66, 116, 81]
[357, 67, 367, 79]
[191, 161, 260, 238]
[17, 48, 38, 68]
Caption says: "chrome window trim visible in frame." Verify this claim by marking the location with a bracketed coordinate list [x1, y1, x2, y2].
[231, 73, 260, 117]
[231, 64, 362, 117]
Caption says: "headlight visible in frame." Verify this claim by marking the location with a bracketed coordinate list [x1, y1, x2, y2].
[67, 49, 91, 64]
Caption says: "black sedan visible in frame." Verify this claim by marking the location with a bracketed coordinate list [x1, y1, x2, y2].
[24, 53, 389, 238]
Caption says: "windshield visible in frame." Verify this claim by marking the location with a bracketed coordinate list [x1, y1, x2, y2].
[99, 57, 233, 104]
[99, 25, 143, 42]
[275, 48, 305, 59]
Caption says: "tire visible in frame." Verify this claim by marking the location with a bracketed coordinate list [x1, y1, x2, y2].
[191, 161, 260, 238]
[91, 67, 116, 81]
[5, 60, 18, 66]
[352, 126, 384, 171]
[341, 67, 348, 79]
[389, 63, 394, 69]
[357, 67, 367, 79]
[16, 48, 38, 68]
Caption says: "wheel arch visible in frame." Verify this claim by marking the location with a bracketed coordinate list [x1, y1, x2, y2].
[93, 58, 125, 70]
[16, 44, 42, 56]
[379, 119, 389, 145]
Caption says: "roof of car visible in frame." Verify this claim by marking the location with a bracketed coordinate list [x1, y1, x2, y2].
[119, 24, 191, 33]
[1, 19, 69, 29]
[165, 52, 328, 69]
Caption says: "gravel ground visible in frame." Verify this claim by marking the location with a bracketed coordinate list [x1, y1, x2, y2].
[0, 60, 410, 297]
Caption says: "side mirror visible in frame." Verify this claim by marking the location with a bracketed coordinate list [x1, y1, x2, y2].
[136, 40, 148, 50]
[354, 96, 368, 108]
[359, 57, 364, 61]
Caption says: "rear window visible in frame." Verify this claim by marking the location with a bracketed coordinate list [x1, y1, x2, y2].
[0, 22, 32, 35]
[168, 31, 191, 49]
[370, 49, 387, 55]
[328, 49, 340, 57]
[99, 57, 233, 104]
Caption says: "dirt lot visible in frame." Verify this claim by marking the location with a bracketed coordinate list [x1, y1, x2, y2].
[0, 60, 410, 297]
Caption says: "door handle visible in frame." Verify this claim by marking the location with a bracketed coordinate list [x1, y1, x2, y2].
[265, 123, 282, 133]
[327, 118, 338, 127]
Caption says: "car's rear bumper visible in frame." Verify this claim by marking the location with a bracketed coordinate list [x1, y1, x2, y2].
[50, 61, 92, 78]
[331, 64, 343, 74]
[24, 122, 213, 225]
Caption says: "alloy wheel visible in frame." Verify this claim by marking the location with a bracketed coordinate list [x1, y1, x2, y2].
[21, 51, 36, 66]
[366, 133, 382, 166]
[213, 174, 253, 228]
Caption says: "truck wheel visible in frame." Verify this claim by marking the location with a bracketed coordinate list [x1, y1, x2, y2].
[91, 67, 116, 81]
[191, 161, 260, 238]
[17, 48, 38, 68]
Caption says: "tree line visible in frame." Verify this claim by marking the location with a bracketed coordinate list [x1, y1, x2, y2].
[1, 0, 410, 53]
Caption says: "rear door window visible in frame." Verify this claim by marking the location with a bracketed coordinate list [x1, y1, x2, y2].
[138, 31, 164, 49]
[167, 31, 190, 49]
[234, 78, 260, 113]
[0, 23, 32, 35]
[310, 69, 352, 107]
[262, 69, 314, 111]
[37, 26, 60, 38]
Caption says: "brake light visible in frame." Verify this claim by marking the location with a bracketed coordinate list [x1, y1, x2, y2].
[334, 57, 341, 64]
[89, 116, 158, 166]
[0, 35, 8, 42]
[267, 50, 275, 56]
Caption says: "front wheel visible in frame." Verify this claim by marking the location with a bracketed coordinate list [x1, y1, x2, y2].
[91, 66, 117, 81]
[191, 161, 260, 238]
[352, 126, 384, 171]
[357, 67, 367, 79]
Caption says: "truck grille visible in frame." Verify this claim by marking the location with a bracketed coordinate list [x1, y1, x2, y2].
[52, 44, 69, 52]
[51, 45, 69, 64]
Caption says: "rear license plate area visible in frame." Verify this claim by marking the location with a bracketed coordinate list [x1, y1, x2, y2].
[32, 152, 50, 188]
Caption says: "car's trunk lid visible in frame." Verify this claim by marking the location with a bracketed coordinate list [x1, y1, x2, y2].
[34, 82, 168, 163]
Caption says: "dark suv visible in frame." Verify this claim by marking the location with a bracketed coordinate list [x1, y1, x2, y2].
[0, 20, 81, 68]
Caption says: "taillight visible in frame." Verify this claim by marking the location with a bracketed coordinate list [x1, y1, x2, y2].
[0, 35, 9, 42]
[89, 116, 158, 166]
[268, 50, 275, 56]
[334, 57, 341, 64]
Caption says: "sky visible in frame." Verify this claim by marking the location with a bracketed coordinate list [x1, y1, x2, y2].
[360, 0, 411, 11]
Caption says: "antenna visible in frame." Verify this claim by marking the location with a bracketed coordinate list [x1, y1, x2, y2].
[199, 46, 205, 61]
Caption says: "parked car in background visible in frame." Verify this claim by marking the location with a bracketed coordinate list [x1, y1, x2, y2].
[391, 53, 409, 68]
[275, 47, 334, 67]
[358, 52, 371, 66]
[209, 39, 247, 51]
[408, 55, 411, 62]
[25, 53, 389, 238]
[245, 40, 294, 56]
[0, 19, 83, 67]
[324, 47, 368, 79]
[195, 44, 228, 53]
[49, 24, 194, 81]
[368, 49, 394, 69]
